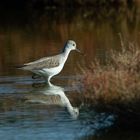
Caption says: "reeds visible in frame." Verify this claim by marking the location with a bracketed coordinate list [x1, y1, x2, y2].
[79, 36, 140, 126]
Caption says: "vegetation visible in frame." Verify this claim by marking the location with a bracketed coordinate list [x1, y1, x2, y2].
[0, 0, 137, 8]
[79, 35, 140, 127]
[0, 0, 139, 31]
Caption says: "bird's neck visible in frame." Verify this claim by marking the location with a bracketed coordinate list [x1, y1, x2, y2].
[60, 93, 73, 112]
[62, 48, 71, 60]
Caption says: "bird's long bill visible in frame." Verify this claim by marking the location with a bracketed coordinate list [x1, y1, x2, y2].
[75, 48, 81, 53]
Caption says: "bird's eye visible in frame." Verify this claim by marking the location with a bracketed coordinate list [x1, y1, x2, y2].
[73, 44, 75, 46]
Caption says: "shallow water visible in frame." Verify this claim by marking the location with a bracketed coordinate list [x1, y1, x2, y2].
[0, 4, 140, 140]
[0, 76, 114, 140]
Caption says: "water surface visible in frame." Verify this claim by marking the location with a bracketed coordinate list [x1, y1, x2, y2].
[0, 76, 114, 140]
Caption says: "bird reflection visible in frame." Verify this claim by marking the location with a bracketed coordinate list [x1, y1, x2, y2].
[27, 82, 79, 119]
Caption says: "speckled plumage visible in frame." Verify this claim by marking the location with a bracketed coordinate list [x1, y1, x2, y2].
[21, 55, 61, 70]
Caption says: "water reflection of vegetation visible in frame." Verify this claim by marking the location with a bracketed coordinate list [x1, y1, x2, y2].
[0, 2, 140, 75]
[80, 127, 140, 140]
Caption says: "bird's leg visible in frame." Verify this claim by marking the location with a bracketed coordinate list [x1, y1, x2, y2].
[44, 76, 53, 86]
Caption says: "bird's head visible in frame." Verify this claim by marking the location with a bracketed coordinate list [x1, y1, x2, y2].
[63, 40, 80, 53]
[69, 107, 79, 119]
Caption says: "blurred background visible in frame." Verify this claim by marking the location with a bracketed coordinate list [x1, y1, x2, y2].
[0, 0, 140, 75]
[0, 0, 140, 140]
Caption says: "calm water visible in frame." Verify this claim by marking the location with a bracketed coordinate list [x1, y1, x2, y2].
[0, 6, 140, 140]
[0, 76, 115, 140]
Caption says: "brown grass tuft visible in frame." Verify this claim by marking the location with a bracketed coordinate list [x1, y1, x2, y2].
[79, 39, 140, 126]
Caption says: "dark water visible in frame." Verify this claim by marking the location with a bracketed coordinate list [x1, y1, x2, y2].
[0, 5, 140, 140]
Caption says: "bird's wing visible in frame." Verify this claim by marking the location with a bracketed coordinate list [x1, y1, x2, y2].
[21, 55, 61, 70]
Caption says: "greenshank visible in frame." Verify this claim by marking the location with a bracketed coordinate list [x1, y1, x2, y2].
[18, 40, 80, 83]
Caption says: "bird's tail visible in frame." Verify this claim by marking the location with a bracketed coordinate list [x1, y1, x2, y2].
[14, 64, 25, 69]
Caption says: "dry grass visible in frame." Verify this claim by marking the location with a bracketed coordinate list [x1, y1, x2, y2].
[78, 38, 140, 126]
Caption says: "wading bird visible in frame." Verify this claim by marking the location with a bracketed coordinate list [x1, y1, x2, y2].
[17, 40, 80, 84]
